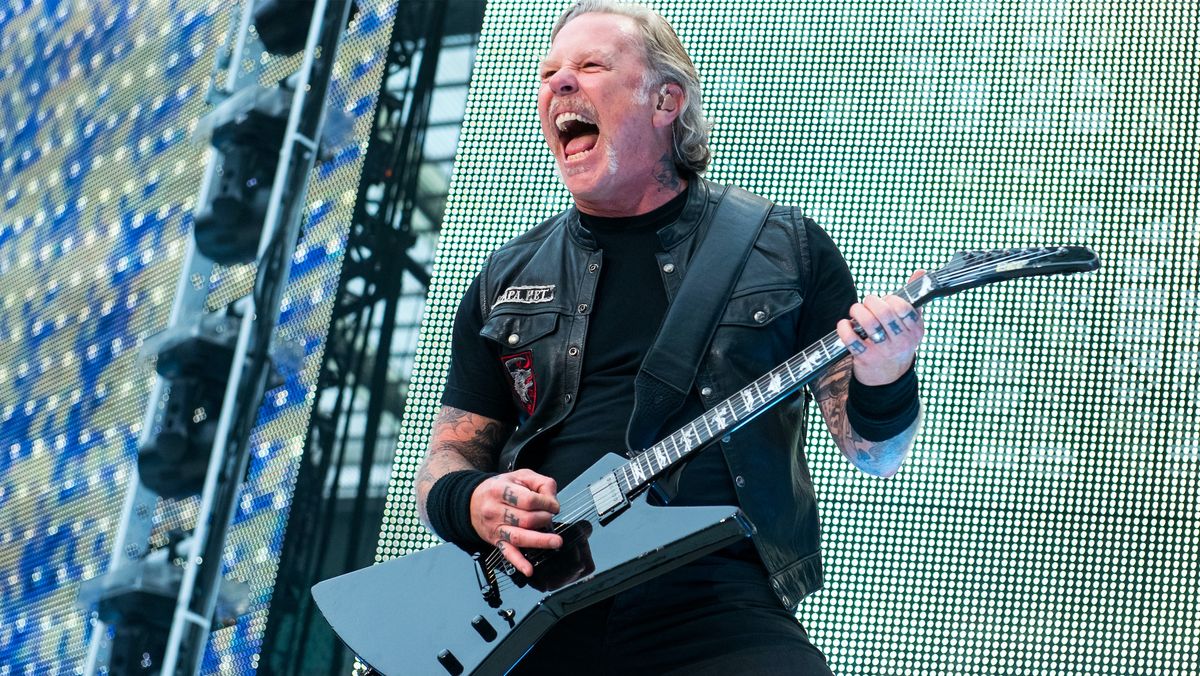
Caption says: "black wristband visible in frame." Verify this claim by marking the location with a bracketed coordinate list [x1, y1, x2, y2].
[846, 363, 920, 442]
[426, 469, 496, 553]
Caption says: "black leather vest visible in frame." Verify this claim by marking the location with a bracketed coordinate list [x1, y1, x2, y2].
[476, 179, 824, 608]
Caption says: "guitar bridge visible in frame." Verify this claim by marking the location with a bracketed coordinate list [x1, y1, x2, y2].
[473, 553, 502, 608]
[589, 471, 628, 523]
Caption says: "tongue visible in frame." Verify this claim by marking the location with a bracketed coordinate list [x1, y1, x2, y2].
[564, 132, 599, 158]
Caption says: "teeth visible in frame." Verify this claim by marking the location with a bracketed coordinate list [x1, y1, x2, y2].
[555, 111, 596, 132]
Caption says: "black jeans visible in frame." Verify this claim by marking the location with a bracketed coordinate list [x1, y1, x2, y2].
[510, 543, 833, 675]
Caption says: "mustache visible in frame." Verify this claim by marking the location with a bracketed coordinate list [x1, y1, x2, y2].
[548, 97, 600, 122]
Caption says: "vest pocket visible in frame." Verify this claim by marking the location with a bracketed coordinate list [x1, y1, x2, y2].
[718, 288, 802, 328]
[710, 288, 804, 375]
[479, 310, 559, 349]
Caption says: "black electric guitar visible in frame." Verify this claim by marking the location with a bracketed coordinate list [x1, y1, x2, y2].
[312, 246, 1100, 675]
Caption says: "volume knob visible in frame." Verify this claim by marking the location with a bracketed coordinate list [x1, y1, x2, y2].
[471, 614, 498, 642]
[436, 649, 464, 675]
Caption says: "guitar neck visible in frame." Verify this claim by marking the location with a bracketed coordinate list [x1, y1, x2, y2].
[607, 243, 1101, 498]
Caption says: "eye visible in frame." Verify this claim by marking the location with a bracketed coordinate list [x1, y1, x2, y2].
[540, 69, 557, 81]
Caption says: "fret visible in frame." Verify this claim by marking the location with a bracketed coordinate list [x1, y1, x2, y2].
[740, 387, 756, 410]
[723, 402, 738, 423]
[790, 354, 808, 378]
[820, 338, 835, 360]
[805, 346, 825, 372]
[755, 376, 773, 400]
[639, 454, 654, 480]
[712, 405, 728, 430]
[783, 358, 799, 380]
[765, 370, 783, 395]
[733, 395, 750, 419]
[654, 445, 668, 470]
[630, 460, 645, 485]
[780, 364, 799, 388]
[667, 432, 683, 460]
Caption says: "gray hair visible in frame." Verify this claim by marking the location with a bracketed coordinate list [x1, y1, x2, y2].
[551, 1, 712, 174]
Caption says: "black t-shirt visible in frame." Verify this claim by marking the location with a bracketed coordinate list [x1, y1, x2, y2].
[442, 188, 857, 506]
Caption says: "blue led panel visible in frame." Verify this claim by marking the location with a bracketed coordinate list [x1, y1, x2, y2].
[0, 0, 397, 672]
[379, 1, 1198, 673]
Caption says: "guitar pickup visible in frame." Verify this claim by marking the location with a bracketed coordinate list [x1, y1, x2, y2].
[589, 472, 628, 522]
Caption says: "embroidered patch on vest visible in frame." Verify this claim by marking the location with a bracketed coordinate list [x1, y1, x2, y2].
[493, 284, 556, 308]
[501, 351, 537, 415]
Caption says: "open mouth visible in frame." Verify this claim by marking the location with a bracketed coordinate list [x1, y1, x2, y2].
[555, 112, 600, 161]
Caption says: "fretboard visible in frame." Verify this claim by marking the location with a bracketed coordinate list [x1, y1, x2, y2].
[612, 277, 929, 497]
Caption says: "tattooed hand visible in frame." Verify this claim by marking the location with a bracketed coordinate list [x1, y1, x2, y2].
[470, 469, 562, 577]
[836, 270, 927, 386]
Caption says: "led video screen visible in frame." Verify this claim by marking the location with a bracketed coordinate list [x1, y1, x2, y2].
[379, 1, 1198, 673]
[0, 0, 396, 672]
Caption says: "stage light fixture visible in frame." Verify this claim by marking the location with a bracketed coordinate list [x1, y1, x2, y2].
[137, 316, 238, 499]
[253, 0, 358, 57]
[192, 107, 289, 265]
[77, 534, 251, 673]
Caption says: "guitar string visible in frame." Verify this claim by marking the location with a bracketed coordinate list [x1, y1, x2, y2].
[482, 247, 1069, 574]
[482, 248, 1066, 573]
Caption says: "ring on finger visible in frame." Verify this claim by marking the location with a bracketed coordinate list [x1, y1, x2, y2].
[869, 327, 888, 343]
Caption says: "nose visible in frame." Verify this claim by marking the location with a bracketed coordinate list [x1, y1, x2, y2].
[548, 69, 578, 96]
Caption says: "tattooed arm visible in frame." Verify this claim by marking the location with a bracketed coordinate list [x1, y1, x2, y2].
[414, 405, 562, 576]
[811, 359, 921, 478]
[811, 278, 927, 477]
[414, 405, 511, 527]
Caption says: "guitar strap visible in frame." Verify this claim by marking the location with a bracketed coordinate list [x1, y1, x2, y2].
[625, 183, 774, 454]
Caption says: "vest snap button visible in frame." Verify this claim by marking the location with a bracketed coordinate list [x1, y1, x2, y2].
[568, 346, 579, 356]
[507, 334, 519, 345]
[700, 387, 713, 397]
[577, 303, 588, 313]
[662, 263, 676, 273]
[753, 310, 768, 323]
[735, 475, 746, 488]
[588, 263, 599, 273]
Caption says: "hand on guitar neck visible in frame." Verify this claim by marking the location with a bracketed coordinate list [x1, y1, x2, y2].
[836, 270, 927, 386]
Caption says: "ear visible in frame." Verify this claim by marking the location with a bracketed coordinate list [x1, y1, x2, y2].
[652, 83, 683, 127]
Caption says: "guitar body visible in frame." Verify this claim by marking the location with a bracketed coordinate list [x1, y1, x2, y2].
[312, 453, 753, 675]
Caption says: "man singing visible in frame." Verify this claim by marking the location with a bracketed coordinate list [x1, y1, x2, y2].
[415, 1, 924, 673]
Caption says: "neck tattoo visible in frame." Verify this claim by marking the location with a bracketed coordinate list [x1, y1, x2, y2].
[653, 153, 681, 193]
